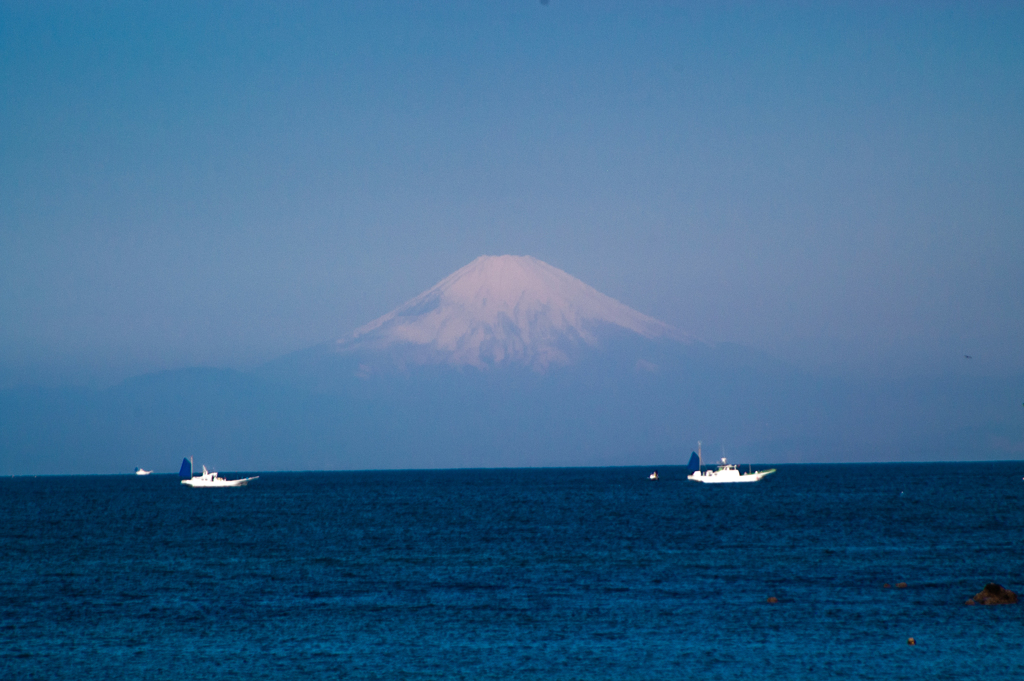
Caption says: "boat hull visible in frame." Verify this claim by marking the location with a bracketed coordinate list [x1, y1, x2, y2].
[181, 475, 258, 487]
[179, 458, 258, 487]
[688, 468, 775, 484]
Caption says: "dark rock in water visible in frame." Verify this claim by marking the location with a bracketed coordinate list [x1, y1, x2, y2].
[971, 583, 1018, 605]
[896, 582, 907, 589]
[907, 638, 916, 646]
[766, 596, 778, 604]
[965, 599, 976, 605]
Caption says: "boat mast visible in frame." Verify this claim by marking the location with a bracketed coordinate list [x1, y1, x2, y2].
[698, 441, 702, 471]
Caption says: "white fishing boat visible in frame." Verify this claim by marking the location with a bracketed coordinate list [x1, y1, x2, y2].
[134, 467, 152, 476]
[686, 442, 775, 484]
[649, 470, 659, 480]
[179, 457, 258, 488]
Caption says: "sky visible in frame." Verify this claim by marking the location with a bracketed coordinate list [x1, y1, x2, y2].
[2, 1, 1022, 388]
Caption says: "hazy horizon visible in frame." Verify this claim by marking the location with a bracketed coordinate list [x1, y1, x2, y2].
[2, 247, 1020, 388]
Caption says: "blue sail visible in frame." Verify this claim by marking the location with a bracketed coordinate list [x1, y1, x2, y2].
[687, 452, 700, 473]
[179, 458, 191, 479]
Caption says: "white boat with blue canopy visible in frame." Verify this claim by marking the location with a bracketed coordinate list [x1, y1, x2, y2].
[686, 442, 775, 484]
[179, 457, 258, 488]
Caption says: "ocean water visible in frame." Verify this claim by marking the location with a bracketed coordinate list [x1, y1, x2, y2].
[2, 463, 1022, 680]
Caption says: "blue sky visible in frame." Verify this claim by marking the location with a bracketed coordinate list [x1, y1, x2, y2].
[2, 1, 1022, 386]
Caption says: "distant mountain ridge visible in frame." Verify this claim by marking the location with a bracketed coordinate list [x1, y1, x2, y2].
[332, 255, 690, 372]
[3, 256, 1022, 475]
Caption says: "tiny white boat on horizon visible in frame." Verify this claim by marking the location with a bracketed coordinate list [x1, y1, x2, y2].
[686, 442, 775, 484]
[134, 467, 152, 476]
[649, 470, 659, 480]
[179, 457, 258, 488]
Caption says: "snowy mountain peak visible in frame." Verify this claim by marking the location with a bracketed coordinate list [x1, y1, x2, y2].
[335, 255, 687, 370]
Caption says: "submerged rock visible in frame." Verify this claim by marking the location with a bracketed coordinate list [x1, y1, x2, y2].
[970, 583, 1018, 605]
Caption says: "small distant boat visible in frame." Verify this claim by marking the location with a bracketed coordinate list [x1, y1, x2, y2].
[686, 442, 775, 484]
[649, 470, 659, 480]
[179, 457, 258, 488]
[134, 467, 152, 476]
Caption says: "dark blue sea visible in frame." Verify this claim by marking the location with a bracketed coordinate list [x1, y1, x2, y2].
[2, 463, 1023, 680]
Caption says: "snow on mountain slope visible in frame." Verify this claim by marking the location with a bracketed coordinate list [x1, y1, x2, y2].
[333, 255, 689, 370]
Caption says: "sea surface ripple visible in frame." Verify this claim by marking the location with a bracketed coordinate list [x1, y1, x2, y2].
[2, 463, 1023, 679]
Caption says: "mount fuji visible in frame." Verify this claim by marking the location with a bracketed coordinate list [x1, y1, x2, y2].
[264, 255, 700, 387]
[246, 255, 808, 467]
[335, 255, 690, 372]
